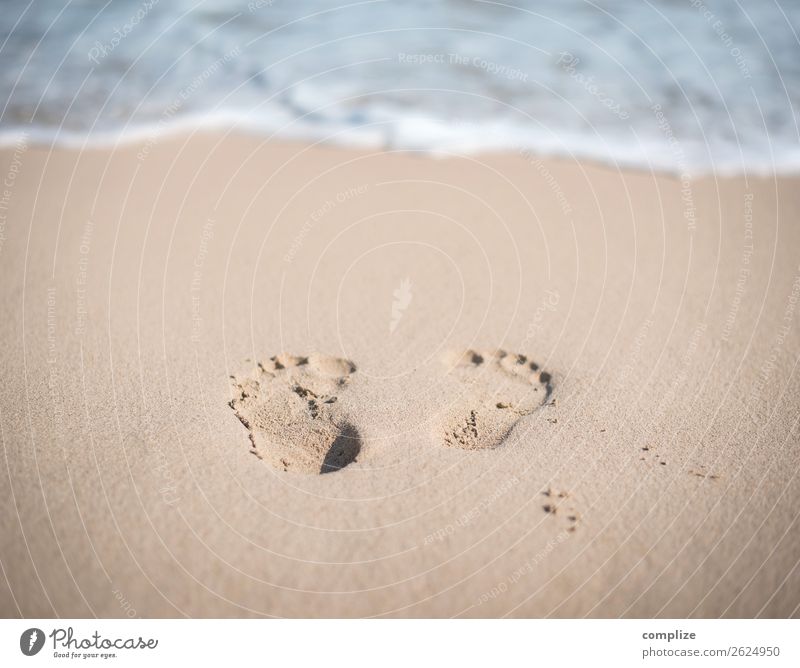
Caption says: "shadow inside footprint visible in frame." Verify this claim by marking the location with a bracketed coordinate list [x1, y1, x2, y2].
[320, 424, 362, 474]
[229, 353, 362, 474]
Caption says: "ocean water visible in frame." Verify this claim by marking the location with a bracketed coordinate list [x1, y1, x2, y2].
[1, 0, 799, 173]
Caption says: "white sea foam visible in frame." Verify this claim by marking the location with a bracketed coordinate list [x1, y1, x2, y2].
[1, 0, 798, 174]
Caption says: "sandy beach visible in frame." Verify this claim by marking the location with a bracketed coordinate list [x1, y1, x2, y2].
[0, 133, 798, 618]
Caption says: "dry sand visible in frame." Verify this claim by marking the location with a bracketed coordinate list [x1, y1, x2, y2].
[0, 133, 798, 618]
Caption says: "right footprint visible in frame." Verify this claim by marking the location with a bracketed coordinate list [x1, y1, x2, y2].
[438, 349, 554, 450]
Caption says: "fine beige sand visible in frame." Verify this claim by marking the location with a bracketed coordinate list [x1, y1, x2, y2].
[0, 133, 798, 618]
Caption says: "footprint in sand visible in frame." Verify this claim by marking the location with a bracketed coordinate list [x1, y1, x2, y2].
[438, 349, 554, 450]
[639, 445, 667, 468]
[541, 487, 580, 533]
[229, 353, 361, 474]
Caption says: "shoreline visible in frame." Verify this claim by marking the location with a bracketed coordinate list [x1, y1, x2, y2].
[1, 125, 799, 178]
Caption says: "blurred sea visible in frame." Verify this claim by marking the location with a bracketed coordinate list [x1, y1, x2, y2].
[1, 0, 799, 173]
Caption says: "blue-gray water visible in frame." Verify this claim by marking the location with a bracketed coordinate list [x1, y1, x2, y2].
[2, 0, 799, 172]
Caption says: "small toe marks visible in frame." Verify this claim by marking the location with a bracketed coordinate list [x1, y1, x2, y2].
[542, 487, 580, 533]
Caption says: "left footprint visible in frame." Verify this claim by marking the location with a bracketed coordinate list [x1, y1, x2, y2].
[229, 353, 362, 474]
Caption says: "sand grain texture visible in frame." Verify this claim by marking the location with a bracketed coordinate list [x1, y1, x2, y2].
[0, 135, 798, 618]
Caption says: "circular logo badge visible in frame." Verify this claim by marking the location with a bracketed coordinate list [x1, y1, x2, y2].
[20, 628, 45, 656]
